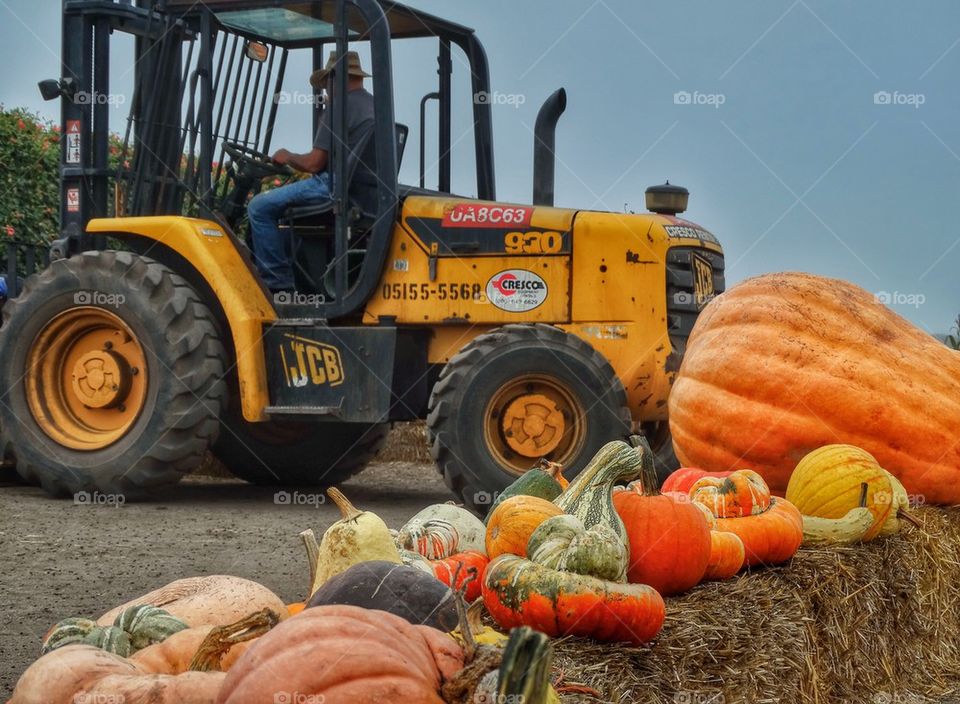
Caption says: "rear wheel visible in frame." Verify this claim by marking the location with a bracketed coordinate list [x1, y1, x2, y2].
[0, 251, 227, 497]
[213, 406, 389, 485]
[427, 324, 632, 513]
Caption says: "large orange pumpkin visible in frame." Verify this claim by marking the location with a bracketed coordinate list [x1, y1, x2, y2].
[485, 495, 563, 559]
[612, 462, 712, 595]
[668, 272, 960, 504]
[217, 605, 464, 704]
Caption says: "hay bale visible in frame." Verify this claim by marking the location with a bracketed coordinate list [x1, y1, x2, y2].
[380, 421, 431, 463]
[550, 507, 960, 703]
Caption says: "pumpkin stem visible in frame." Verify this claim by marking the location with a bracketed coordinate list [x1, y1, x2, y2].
[453, 591, 477, 660]
[326, 487, 363, 521]
[188, 608, 279, 672]
[898, 508, 922, 528]
[858, 482, 868, 508]
[629, 437, 659, 497]
[300, 529, 320, 597]
[536, 458, 565, 482]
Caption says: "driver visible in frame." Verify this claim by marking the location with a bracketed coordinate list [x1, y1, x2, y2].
[247, 50, 374, 294]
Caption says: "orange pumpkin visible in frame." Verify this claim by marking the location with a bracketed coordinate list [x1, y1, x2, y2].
[217, 605, 464, 704]
[485, 495, 563, 559]
[703, 531, 745, 580]
[713, 497, 803, 567]
[689, 469, 771, 518]
[660, 468, 732, 494]
[669, 272, 960, 504]
[285, 602, 305, 617]
[431, 551, 489, 602]
[612, 461, 712, 595]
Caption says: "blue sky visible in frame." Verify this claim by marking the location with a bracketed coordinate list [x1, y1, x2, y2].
[1, 0, 958, 333]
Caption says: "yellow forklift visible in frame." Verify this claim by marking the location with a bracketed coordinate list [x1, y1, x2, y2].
[0, 0, 724, 510]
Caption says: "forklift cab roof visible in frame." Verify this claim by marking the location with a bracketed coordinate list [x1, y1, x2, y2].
[163, 0, 479, 46]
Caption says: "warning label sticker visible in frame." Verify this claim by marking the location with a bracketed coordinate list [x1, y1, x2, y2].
[66, 120, 81, 164]
[66, 188, 80, 212]
[485, 269, 548, 313]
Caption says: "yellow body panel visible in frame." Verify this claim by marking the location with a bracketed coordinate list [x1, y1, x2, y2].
[86, 216, 277, 422]
[362, 196, 575, 325]
[364, 198, 722, 422]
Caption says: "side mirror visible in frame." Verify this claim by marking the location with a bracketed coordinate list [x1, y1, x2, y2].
[38, 79, 62, 101]
[245, 41, 269, 63]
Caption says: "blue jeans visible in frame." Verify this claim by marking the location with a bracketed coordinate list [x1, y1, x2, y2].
[248, 172, 332, 291]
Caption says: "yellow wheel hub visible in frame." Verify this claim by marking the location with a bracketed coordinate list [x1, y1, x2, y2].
[484, 374, 586, 476]
[26, 307, 148, 451]
[501, 393, 566, 457]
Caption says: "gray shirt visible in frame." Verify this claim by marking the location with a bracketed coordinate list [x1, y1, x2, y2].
[313, 87, 375, 155]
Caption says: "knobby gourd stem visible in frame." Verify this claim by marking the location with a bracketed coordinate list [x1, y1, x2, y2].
[326, 487, 363, 521]
[188, 608, 280, 671]
[300, 529, 320, 596]
[898, 509, 922, 528]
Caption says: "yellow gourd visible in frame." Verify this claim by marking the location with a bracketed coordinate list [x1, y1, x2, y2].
[802, 508, 875, 545]
[877, 471, 920, 536]
[301, 488, 401, 596]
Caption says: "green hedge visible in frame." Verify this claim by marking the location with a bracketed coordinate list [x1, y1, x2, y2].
[0, 107, 60, 248]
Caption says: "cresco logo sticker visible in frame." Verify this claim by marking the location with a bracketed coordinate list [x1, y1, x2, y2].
[485, 269, 548, 313]
[442, 203, 533, 229]
[279, 334, 344, 388]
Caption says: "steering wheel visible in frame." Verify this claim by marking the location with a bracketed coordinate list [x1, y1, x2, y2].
[222, 142, 294, 177]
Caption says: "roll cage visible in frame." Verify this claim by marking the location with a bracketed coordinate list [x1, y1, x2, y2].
[52, 0, 496, 319]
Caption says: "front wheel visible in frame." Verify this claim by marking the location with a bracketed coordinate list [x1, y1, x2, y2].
[427, 324, 632, 513]
[0, 251, 227, 498]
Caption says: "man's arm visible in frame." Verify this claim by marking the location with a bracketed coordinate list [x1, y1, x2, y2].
[272, 147, 328, 174]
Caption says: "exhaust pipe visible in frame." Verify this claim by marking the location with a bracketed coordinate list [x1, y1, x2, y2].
[532, 88, 567, 207]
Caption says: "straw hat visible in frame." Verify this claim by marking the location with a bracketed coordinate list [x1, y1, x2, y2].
[310, 51, 371, 89]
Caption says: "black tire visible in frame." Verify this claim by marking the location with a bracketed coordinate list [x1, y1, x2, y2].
[427, 324, 632, 513]
[213, 405, 389, 485]
[0, 251, 227, 498]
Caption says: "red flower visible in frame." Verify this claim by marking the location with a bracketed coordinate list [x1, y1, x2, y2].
[4, 225, 14, 237]
[16, 119, 25, 130]
[273, 178, 282, 186]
